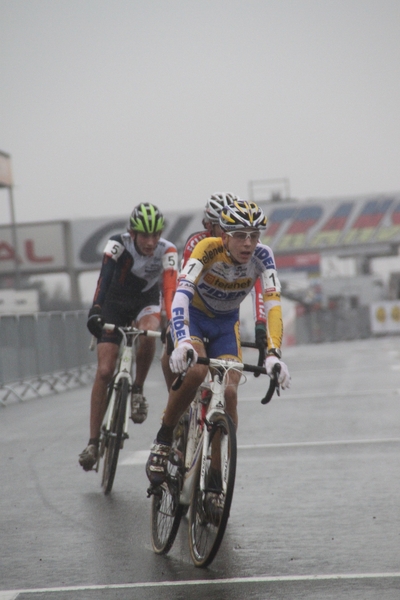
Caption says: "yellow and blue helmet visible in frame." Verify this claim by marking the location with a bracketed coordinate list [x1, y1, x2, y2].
[219, 200, 267, 231]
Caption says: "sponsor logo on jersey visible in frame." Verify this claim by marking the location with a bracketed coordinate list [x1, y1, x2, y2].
[145, 260, 163, 276]
[204, 273, 252, 290]
[199, 245, 224, 265]
[171, 306, 187, 340]
[187, 232, 207, 252]
[254, 245, 275, 268]
[177, 279, 194, 291]
[198, 282, 248, 301]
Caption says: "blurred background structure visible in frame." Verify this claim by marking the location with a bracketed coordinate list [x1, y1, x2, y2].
[2, 170, 400, 404]
[1, 0, 400, 399]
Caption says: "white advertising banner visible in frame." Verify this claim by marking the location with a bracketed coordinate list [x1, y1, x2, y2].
[370, 301, 400, 334]
[0, 222, 66, 274]
[0, 289, 39, 314]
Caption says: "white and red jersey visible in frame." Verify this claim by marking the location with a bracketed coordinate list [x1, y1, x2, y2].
[181, 230, 209, 270]
[92, 233, 178, 320]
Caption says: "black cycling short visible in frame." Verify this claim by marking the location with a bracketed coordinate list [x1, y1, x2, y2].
[98, 284, 160, 345]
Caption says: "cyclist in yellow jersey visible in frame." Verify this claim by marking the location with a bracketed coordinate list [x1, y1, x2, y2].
[181, 193, 268, 350]
[146, 200, 290, 487]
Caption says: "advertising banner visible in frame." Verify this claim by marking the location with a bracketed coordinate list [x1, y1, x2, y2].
[1, 193, 400, 278]
[0, 289, 39, 314]
[0, 222, 66, 274]
[370, 301, 400, 334]
[259, 194, 400, 256]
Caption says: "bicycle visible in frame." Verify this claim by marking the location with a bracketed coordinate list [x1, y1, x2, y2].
[91, 323, 161, 494]
[148, 343, 281, 567]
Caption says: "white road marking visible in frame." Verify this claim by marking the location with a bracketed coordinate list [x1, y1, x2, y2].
[240, 388, 400, 401]
[2, 572, 400, 596]
[120, 450, 149, 465]
[120, 438, 400, 465]
[238, 438, 400, 449]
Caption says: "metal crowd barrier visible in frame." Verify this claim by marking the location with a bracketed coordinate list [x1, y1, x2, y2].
[0, 311, 97, 406]
[295, 305, 371, 344]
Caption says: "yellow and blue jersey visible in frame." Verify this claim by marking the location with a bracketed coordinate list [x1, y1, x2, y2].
[172, 237, 283, 353]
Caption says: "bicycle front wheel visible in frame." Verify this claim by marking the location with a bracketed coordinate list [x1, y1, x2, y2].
[151, 416, 187, 554]
[188, 412, 237, 568]
[101, 377, 129, 494]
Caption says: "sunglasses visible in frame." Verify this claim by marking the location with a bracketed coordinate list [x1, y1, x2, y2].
[226, 230, 260, 241]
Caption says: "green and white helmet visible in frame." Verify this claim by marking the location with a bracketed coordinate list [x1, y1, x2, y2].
[129, 203, 164, 233]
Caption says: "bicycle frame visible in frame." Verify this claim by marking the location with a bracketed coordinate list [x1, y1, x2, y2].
[101, 329, 135, 447]
[179, 360, 241, 506]
[150, 346, 281, 565]
[96, 325, 161, 468]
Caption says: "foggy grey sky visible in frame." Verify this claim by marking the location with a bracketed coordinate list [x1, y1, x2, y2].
[1, 0, 400, 226]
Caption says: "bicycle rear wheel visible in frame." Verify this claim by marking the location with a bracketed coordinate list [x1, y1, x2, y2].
[101, 377, 129, 494]
[188, 412, 237, 568]
[151, 417, 187, 554]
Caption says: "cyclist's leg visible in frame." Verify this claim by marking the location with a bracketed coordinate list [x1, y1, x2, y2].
[160, 305, 210, 427]
[205, 315, 241, 481]
[134, 309, 161, 388]
[221, 368, 241, 427]
[146, 339, 207, 486]
[132, 284, 161, 390]
[79, 341, 119, 471]
[88, 299, 129, 440]
[161, 339, 208, 431]
[130, 305, 161, 423]
[80, 299, 130, 470]
[207, 314, 242, 428]
[147, 307, 212, 485]
[89, 342, 119, 440]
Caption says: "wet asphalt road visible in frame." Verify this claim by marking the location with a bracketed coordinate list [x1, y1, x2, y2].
[1, 337, 400, 599]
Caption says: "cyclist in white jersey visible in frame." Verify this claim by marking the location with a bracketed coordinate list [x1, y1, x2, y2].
[79, 203, 178, 472]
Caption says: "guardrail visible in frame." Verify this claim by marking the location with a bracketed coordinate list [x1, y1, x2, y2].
[295, 305, 371, 344]
[0, 311, 97, 406]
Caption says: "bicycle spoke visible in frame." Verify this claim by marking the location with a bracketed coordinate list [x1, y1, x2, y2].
[188, 413, 237, 568]
[150, 418, 186, 554]
[101, 378, 129, 494]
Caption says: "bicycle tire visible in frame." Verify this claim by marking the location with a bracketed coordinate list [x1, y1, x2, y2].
[151, 416, 187, 554]
[101, 377, 129, 494]
[97, 381, 114, 469]
[188, 412, 237, 568]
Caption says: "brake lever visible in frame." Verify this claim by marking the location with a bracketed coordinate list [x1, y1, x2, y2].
[261, 363, 281, 405]
[171, 349, 194, 391]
